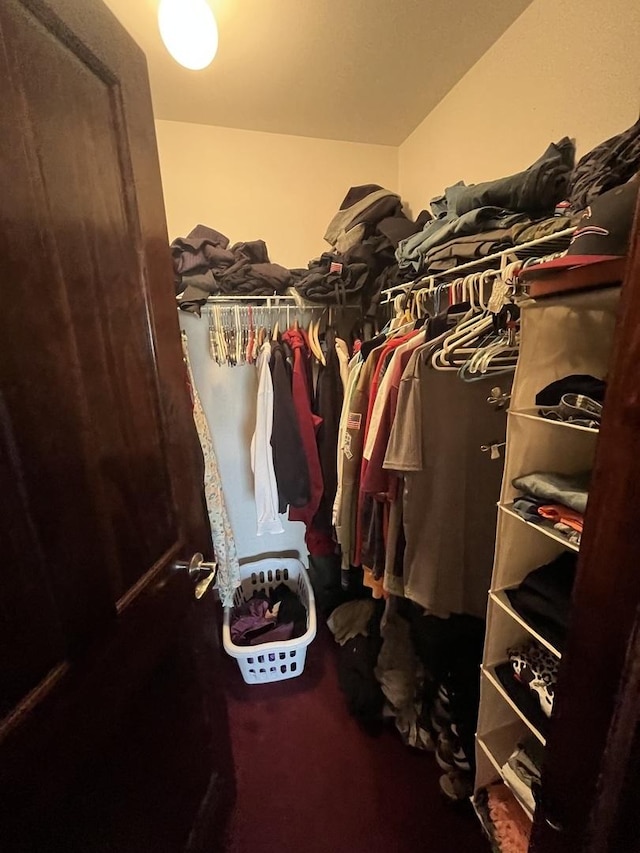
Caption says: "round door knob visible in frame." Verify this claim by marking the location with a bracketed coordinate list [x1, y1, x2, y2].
[173, 553, 217, 599]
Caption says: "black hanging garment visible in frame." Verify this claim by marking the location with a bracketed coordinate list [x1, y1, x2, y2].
[312, 328, 344, 538]
[269, 340, 310, 512]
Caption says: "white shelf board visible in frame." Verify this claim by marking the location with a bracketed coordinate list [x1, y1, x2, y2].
[490, 589, 562, 659]
[510, 408, 599, 435]
[498, 502, 580, 552]
[477, 735, 503, 776]
[482, 665, 547, 746]
[381, 227, 577, 297]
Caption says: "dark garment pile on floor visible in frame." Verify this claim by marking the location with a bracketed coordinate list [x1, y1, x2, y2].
[230, 583, 307, 646]
[408, 606, 486, 801]
[327, 598, 386, 728]
[223, 627, 487, 853]
[173, 225, 292, 312]
[293, 184, 426, 320]
[326, 596, 484, 800]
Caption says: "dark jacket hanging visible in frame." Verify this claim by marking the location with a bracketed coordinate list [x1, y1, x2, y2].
[270, 340, 311, 512]
[313, 328, 344, 536]
[282, 328, 324, 528]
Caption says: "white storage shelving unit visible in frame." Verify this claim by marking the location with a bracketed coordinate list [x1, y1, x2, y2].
[473, 285, 621, 839]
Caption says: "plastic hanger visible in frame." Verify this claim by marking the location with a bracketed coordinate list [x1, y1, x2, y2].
[308, 313, 326, 365]
[431, 309, 493, 370]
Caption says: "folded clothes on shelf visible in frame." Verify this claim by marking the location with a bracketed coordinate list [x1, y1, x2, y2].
[501, 735, 544, 815]
[395, 138, 575, 273]
[508, 640, 559, 718]
[173, 226, 294, 312]
[511, 495, 548, 523]
[537, 503, 584, 533]
[494, 662, 550, 737]
[535, 374, 607, 406]
[512, 470, 591, 515]
[553, 522, 581, 547]
[505, 551, 577, 651]
[539, 392, 603, 429]
[511, 493, 584, 546]
[501, 762, 534, 815]
[514, 213, 582, 244]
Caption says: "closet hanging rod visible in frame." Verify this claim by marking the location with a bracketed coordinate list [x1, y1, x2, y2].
[379, 271, 508, 309]
[176, 293, 300, 304]
[380, 226, 577, 298]
[177, 296, 363, 312]
[202, 303, 326, 311]
[177, 294, 360, 309]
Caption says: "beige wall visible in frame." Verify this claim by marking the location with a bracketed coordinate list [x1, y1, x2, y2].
[158, 0, 640, 561]
[155, 119, 398, 268]
[399, 0, 640, 216]
[160, 121, 397, 559]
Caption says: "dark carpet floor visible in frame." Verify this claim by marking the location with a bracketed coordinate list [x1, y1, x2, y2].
[222, 625, 488, 853]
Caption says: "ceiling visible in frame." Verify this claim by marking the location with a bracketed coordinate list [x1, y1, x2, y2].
[103, 0, 532, 146]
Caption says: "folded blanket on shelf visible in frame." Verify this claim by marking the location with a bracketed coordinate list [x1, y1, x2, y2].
[512, 470, 591, 515]
[422, 223, 531, 273]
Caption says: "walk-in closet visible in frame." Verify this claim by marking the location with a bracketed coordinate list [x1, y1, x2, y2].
[2, 1, 640, 852]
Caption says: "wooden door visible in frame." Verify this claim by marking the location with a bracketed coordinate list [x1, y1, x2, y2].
[532, 195, 640, 850]
[0, 0, 234, 849]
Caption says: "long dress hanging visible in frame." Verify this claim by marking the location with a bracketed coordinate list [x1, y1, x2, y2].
[181, 331, 240, 606]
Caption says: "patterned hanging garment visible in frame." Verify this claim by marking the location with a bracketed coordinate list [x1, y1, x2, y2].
[181, 332, 240, 606]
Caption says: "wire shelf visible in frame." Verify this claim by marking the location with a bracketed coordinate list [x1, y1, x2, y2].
[381, 227, 577, 301]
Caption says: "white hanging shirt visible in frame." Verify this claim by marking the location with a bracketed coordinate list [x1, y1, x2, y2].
[251, 341, 284, 535]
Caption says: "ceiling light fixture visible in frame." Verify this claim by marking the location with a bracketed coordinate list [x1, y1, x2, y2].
[158, 0, 219, 71]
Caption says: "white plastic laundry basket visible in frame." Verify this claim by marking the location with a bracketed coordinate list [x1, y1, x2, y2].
[222, 557, 317, 684]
